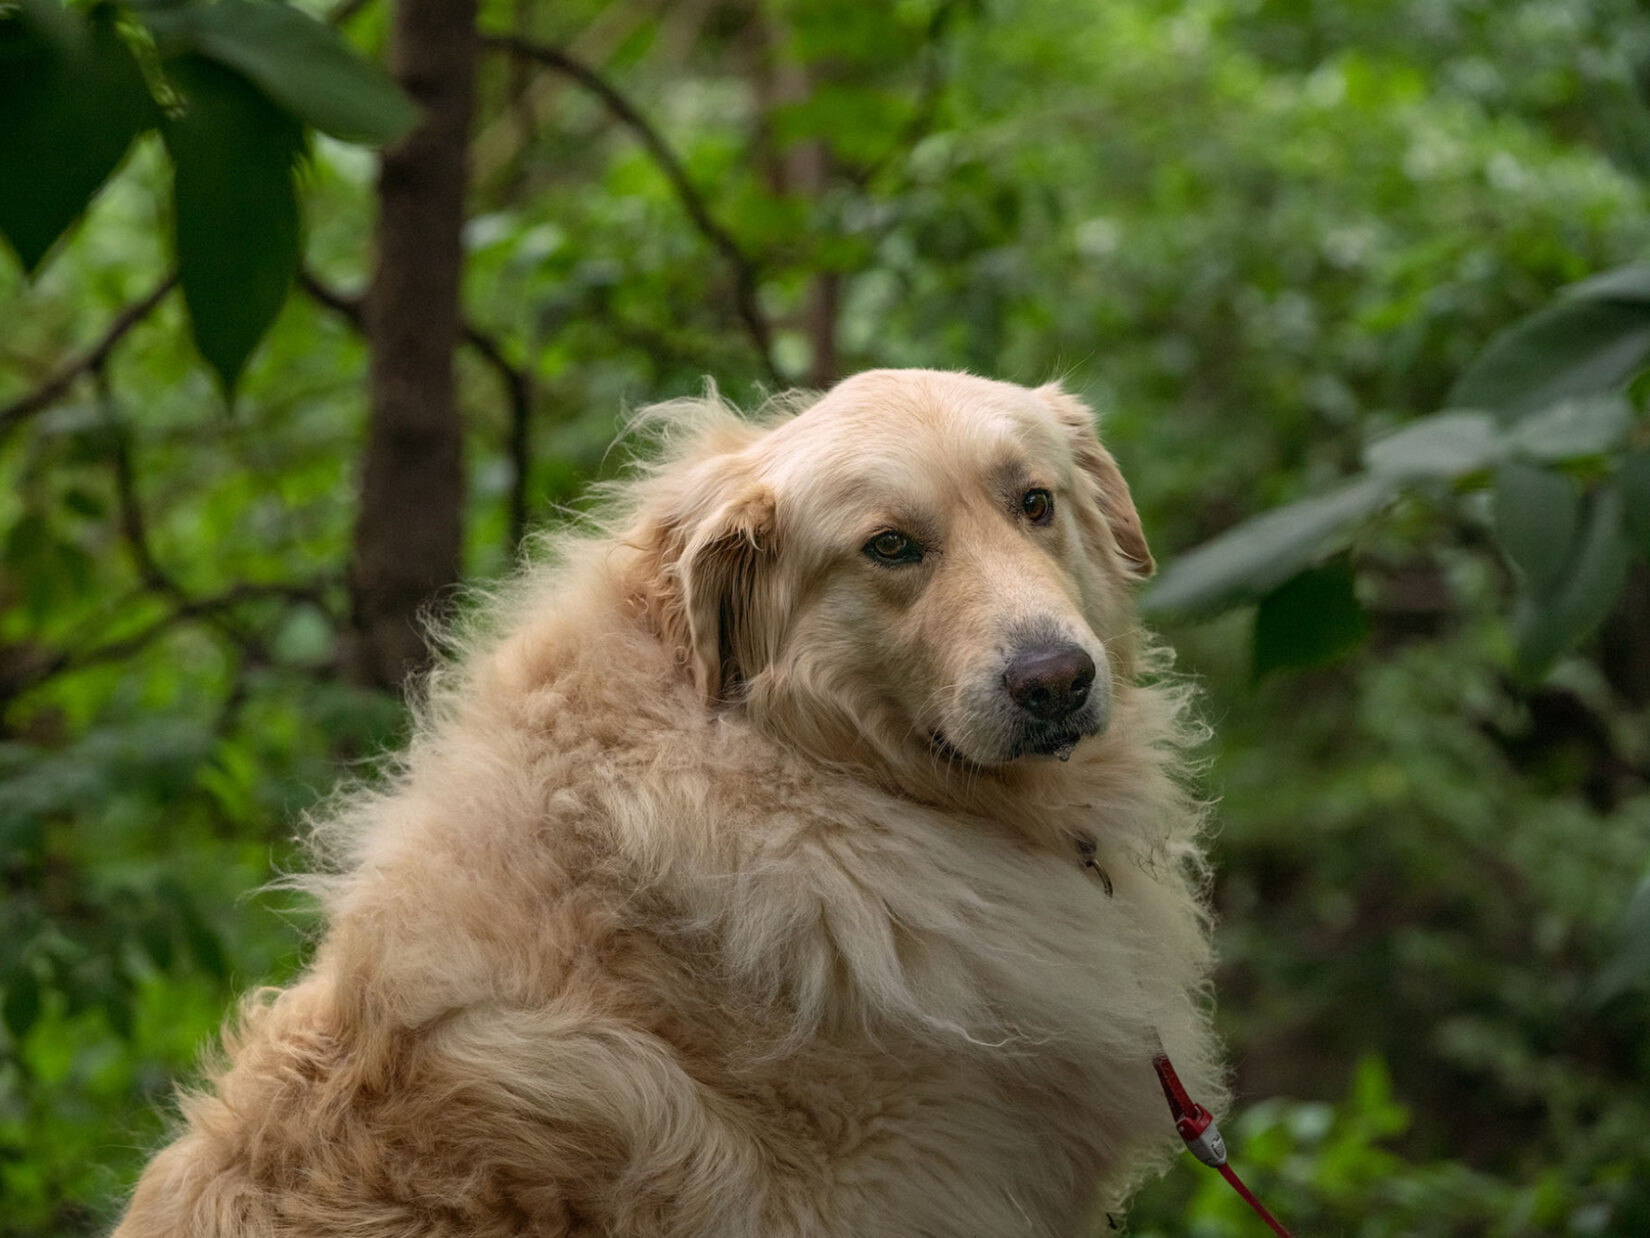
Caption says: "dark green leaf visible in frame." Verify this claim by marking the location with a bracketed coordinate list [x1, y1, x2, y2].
[162, 56, 303, 395]
[1505, 395, 1633, 463]
[0, 1, 157, 272]
[1252, 557, 1370, 681]
[1512, 485, 1633, 678]
[1590, 872, 1650, 1005]
[1143, 476, 1396, 616]
[143, 0, 418, 145]
[1566, 264, 1650, 302]
[136, 912, 175, 971]
[1618, 450, 1650, 562]
[165, 881, 231, 980]
[1362, 410, 1501, 481]
[1493, 463, 1580, 598]
[2, 966, 40, 1041]
[1450, 298, 1650, 421]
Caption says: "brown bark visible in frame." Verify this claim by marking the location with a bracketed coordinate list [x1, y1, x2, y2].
[749, 15, 836, 387]
[347, 0, 479, 692]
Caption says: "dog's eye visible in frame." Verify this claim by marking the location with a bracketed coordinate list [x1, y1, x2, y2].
[865, 530, 922, 565]
[1022, 489, 1054, 525]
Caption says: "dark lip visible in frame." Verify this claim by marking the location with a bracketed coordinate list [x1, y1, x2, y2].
[1010, 722, 1093, 760]
[928, 722, 1094, 767]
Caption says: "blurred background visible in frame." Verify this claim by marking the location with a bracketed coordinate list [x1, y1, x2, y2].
[4, 0, 1650, 1233]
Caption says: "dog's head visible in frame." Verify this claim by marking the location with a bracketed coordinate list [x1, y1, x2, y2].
[632, 370, 1154, 778]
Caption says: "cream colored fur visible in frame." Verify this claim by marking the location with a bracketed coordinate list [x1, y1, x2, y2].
[113, 370, 1226, 1238]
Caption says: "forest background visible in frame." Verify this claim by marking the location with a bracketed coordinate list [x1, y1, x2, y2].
[4, 0, 1650, 1234]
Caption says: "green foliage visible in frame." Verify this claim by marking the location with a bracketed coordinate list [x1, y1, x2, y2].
[0, 0, 157, 273]
[140, 0, 420, 145]
[0, 0, 413, 392]
[162, 55, 306, 395]
[1450, 267, 1650, 418]
[1147, 272, 1650, 678]
[1251, 557, 1370, 681]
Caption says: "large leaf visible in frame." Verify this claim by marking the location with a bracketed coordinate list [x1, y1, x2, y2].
[162, 56, 304, 395]
[1504, 394, 1634, 462]
[1143, 476, 1396, 616]
[1511, 484, 1632, 677]
[1622, 450, 1650, 561]
[1362, 410, 1501, 481]
[1450, 295, 1650, 421]
[1251, 557, 1369, 680]
[142, 0, 418, 145]
[1565, 264, 1650, 302]
[1492, 462, 1580, 597]
[1590, 872, 1650, 1006]
[1, 964, 40, 1041]
[0, 1, 157, 272]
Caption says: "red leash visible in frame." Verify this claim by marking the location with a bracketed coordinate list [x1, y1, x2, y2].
[1152, 1051, 1295, 1238]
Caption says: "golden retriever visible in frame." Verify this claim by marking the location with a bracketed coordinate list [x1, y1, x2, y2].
[114, 370, 1225, 1237]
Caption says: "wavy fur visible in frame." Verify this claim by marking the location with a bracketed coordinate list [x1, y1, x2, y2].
[114, 370, 1225, 1238]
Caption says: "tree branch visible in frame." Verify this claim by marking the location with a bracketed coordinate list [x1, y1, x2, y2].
[0, 275, 177, 443]
[479, 33, 780, 383]
[99, 367, 182, 599]
[0, 581, 338, 705]
[849, 0, 963, 188]
[462, 327, 535, 549]
[300, 269, 537, 549]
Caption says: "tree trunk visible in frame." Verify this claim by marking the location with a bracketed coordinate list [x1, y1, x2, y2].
[347, 0, 479, 692]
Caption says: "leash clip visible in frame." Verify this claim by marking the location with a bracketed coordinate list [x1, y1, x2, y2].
[1151, 1050, 1294, 1237]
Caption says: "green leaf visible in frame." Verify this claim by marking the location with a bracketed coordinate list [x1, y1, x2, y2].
[1590, 872, 1650, 1006]
[1143, 476, 1396, 617]
[1362, 410, 1501, 481]
[1621, 450, 1650, 561]
[136, 911, 175, 971]
[2, 966, 40, 1041]
[1566, 264, 1650, 302]
[1505, 395, 1633, 463]
[1493, 463, 1581, 597]
[0, 1, 158, 272]
[1252, 557, 1369, 681]
[1512, 485, 1632, 678]
[142, 0, 418, 145]
[1450, 297, 1650, 421]
[162, 56, 303, 395]
[163, 880, 230, 980]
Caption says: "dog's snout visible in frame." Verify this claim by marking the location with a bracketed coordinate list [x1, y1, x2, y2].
[1003, 645, 1095, 722]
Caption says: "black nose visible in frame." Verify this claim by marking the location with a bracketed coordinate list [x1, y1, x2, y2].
[1003, 645, 1095, 722]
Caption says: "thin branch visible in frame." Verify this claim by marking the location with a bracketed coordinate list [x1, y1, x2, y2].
[463, 328, 535, 549]
[302, 269, 526, 371]
[0, 581, 337, 704]
[850, 0, 962, 188]
[299, 269, 365, 329]
[300, 269, 538, 550]
[479, 33, 780, 383]
[0, 274, 177, 442]
[99, 367, 181, 598]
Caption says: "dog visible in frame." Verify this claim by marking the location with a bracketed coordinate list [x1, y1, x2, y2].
[113, 370, 1226, 1237]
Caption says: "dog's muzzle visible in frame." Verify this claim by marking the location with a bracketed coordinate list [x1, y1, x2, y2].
[1003, 641, 1107, 759]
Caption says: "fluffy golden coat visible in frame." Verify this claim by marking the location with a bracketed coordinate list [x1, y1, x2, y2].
[114, 370, 1226, 1237]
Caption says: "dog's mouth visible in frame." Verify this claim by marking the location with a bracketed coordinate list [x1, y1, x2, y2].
[1015, 724, 1089, 762]
[928, 723, 1093, 767]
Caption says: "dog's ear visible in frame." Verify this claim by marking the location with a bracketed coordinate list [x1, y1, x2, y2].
[637, 470, 777, 703]
[1036, 382, 1154, 579]
[680, 483, 776, 701]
